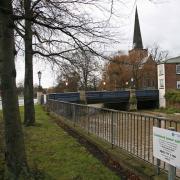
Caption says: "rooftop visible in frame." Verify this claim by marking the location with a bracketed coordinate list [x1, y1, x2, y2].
[158, 56, 180, 64]
[162, 56, 180, 64]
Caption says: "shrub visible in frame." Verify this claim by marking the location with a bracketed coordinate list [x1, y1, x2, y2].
[165, 90, 180, 103]
[155, 107, 180, 114]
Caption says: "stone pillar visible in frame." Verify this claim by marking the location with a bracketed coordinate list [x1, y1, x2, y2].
[128, 89, 137, 111]
[79, 90, 87, 104]
[43, 94, 47, 104]
[37, 91, 43, 104]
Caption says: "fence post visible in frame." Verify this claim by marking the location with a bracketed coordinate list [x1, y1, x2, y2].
[73, 104, 76, 127]
[156, 118, 161, 175]
[111, 112, 114, 149]
[87, 107, 90, 134]
[168, 127, 176, 180]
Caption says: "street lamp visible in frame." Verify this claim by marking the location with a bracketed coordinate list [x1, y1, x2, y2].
[125, 81, 129, 89]
[64, 81, 69, 92]
[129, 77, 137, 111]
[37, 71, 42, 88]
[103, 81, 106, 90]
[131, 77, 134, 89]
[37, 71, 43, 104]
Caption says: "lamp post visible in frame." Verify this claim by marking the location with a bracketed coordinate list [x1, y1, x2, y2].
[125, 81, 129, 89]
[37, 71, 42, 89]
[129, 77, 137, 111]
[37, 71, 43, 104]
[131, 77, 134, 89]
[103, 81, 106, 91]
[64, 81, 68, 92]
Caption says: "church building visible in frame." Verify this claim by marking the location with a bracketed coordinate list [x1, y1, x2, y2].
[128, 7, 157, 90]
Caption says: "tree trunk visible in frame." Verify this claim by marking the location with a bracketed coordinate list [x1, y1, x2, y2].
[0, 1, 29, 178]
[24, 0, 35, 126]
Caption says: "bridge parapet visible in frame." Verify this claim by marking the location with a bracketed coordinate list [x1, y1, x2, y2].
[136, 90, 159, 101]
[48, 89, 159, 104]
[48, 92, 80, 102]
[86, 91, 130, 103]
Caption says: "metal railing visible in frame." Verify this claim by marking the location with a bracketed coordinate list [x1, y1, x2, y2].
[47, 99, 180, 177]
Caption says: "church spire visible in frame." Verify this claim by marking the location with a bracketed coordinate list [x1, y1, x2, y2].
[133, 6, 143, 49]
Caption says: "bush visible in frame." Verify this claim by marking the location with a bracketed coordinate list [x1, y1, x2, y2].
[165, 90, 180, 103]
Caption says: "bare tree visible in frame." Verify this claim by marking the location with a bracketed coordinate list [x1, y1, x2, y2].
[148, 44, 169, 63]
[13, 0, 118, 125]
[55, 71, 80, 92]
[23, 0, 35, 126]
[0, 1, 29, 178]
[107, 49, 157, 89]
[58, 49, 102, 91]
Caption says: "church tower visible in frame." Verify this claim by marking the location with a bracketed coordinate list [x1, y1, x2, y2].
[133, 6, 143, 49]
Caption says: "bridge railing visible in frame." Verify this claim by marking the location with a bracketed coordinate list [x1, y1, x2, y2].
[48, 92, 80, 102]
[47, 99, 180, 177]
[47, 89, 159, 103]
[136, 90, 159, 101]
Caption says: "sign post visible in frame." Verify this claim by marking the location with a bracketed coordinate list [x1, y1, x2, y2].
[168, 127, 176, 180]
[153, 127, 180, 180]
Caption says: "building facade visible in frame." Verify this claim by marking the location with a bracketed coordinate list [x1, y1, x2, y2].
[158, 56, 180, 107]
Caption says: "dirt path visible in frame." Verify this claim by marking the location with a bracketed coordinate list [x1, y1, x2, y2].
[54, 118, 141, 180]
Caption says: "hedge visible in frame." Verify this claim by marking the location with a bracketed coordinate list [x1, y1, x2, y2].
[165, 90, 180, 103]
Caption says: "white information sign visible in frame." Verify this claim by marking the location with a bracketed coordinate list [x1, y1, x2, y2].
[153, 127, 180, 168]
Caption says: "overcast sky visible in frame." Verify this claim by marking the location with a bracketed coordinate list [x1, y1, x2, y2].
[16, 0, 180, 88]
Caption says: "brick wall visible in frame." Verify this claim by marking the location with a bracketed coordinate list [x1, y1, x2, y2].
[165, 64, 180, 90]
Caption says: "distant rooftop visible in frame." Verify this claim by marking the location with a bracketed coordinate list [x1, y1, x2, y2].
[165, 56, 180, 64]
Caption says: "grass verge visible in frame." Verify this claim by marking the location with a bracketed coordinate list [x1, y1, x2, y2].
[155, 107, 180, 114]
[0, 106, 119, 179]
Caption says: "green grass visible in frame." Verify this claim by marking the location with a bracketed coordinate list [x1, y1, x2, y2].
[155, 107, 180, 114]
[165, 90, 180, 103]
[0, 106, 119, 180]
